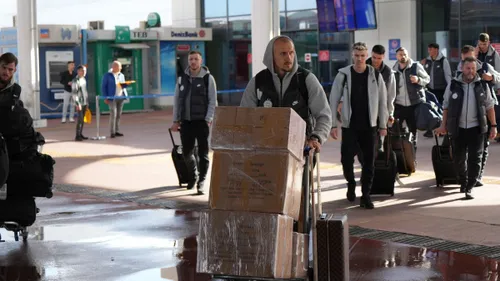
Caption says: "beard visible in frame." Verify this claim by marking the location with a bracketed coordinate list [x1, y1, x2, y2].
[399, 58, 407, 64]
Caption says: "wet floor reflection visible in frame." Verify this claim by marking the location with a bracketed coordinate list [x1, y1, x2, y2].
[350, 237, 499, 281]
[0, 203, 499, 281]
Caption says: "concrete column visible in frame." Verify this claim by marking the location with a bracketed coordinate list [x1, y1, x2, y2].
[16, 0, 45, 127]
[171, 0, 201, 28]
[251, 0, 280, 76]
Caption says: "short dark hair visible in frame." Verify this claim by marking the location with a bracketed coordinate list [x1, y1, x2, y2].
[479, 33, 490, 42]
[372, 45, 385, 55]
[428, 43, 439, 49]
[463, 56, 476, 64]
[76, 65, 85, 71]
[188, 51, 202, 57]
[0, 52, 18, 67]
[67, 61, 75, 65]
[461, 45, 475, 54]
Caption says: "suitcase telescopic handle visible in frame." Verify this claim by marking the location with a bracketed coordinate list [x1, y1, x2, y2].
[168, 128, 177, 146]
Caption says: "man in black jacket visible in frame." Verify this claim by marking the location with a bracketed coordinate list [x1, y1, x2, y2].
[367, 45, 396, 123]
[0, 53, 21, 108]
[60, 61, 75, 123]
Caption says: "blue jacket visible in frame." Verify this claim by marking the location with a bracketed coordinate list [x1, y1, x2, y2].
[101, 72, 128, 98]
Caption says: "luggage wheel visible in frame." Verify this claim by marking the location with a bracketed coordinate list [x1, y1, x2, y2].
[13, 228, 28, 242]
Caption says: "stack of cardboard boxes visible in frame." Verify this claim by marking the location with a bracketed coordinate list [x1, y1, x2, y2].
[196, 106, 309, 279]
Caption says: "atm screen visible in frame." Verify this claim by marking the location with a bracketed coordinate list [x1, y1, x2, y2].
[48, 61, 68, 89]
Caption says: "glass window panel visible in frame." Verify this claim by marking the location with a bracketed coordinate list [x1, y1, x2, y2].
[204, 0, 227, 18]
[204, 17, 228, 29]
[229, 15, 251, 39]
[280, 0, 286, 11]
[286, 10, 318, 30]
[228, 0, 251, 16]
[286, 0, 316, 11]
[280, 12, 286, 30]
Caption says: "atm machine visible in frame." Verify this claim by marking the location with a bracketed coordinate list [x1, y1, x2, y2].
[38, 25, 81, 117]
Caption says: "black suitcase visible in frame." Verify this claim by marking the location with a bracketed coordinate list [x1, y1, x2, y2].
[169, 129, 198, 187]
[316, 214, 349, 281]
[0, 197, 37, 227]
[7, 151, 55, 198]
[371, 136, 397, 196]
[432, 134, 458, 187]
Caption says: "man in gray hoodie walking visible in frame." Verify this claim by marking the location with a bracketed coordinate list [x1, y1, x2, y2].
[240, 35, 332, 151]
[435, 56, 497, 199]
[170, 50, 217, 195]
[330, 42, 388, 209]
[393, 47, 431, 150]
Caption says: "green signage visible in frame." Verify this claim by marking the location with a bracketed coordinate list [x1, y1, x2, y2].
[147, 12, 161, 28]
[115, 26, 131, 43]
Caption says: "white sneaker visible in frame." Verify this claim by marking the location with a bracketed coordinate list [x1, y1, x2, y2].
[61, 119, 66, 123]
[69, 118, 75, 123]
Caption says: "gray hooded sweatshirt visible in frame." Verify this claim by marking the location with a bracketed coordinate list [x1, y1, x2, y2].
[330, 65, 388, 129]
[425, 52, 452, 90]
[443, 73, 494, 129]
[457, 59, 500, 95]
[240, 35, 332, 144]
[392, 59, 430, 106]
[173, 66, 217, 122]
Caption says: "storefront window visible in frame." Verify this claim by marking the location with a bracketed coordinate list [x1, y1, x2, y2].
[286, 10, 318, 31]
[286, 0, 316, 11]
[204, 0, 228, 18]
[228, 0, 251, 16]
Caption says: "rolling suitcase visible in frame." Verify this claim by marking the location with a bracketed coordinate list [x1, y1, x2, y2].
[389, 120, 416, 175]
[0, 196, 38, 242]
[371, 136, 397, 196]
[169, 129, 199, 187]
[0, 197, 37, 227]
[432, 134, 458, 187]
[305, 150, 349, 281]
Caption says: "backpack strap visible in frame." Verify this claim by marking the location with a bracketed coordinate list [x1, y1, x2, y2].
[203, 73, 210, 96]
[297, 66, 310, 105]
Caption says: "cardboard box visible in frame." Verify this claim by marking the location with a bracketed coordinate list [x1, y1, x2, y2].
[291, 233, 309, 278]
[209, 150, 303, 220]
[197, 210, 293, 278]
[211, 106, 307, 160]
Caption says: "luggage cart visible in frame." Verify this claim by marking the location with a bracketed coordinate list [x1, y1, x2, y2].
[211, 147, 322, 281]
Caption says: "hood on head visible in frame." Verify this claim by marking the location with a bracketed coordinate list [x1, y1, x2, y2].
[263, 35, 298, 75]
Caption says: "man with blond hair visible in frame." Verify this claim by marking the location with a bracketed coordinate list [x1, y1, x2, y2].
[330, 42, 388, 209]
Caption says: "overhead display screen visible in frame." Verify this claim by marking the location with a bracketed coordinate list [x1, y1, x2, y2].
[317, 0, 377, 31]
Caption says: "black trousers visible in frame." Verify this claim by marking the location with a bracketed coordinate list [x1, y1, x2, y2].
[75, 105, 87, 137]
[341, 127, 377, 196]
[180, 120, 210, 182]
[394, 104, 418, 149]
[452, 127, 484, 189]
[479, 123, 491, 180]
